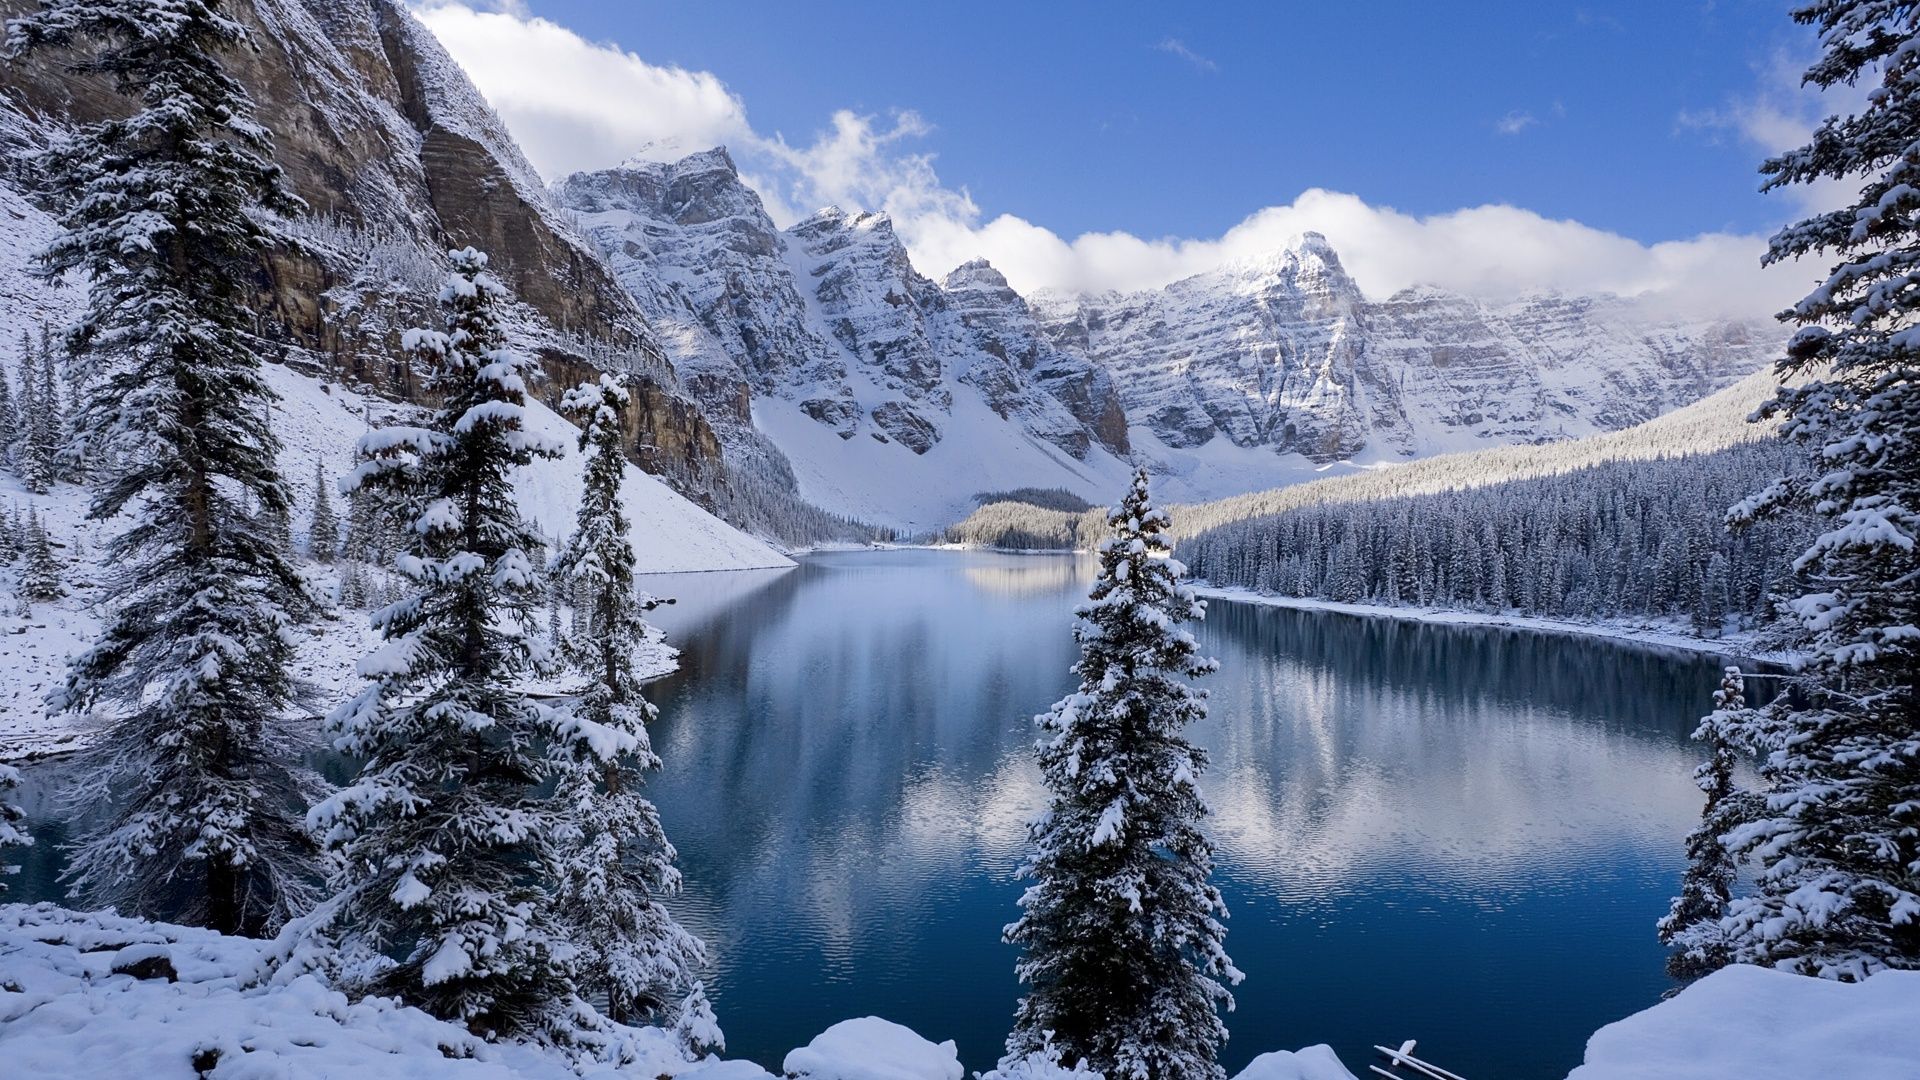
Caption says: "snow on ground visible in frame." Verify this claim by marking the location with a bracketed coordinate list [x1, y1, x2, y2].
[265, 363, 791, 575]
[1567, 964, 1920, 1079]
[9, 903, 1909, 1080]
[0, 903, 1356, 1080]
[0, 903, 740, 1080]
[753, 387, 1384, 536]
[753, 390, 1131, 535]
[1189, 583, 1800, 664]
[1123, 426, 1371, 509]
[1230, 1047, 1361, 1080]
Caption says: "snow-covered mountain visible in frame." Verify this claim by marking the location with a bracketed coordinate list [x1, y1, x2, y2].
[1034, 237, 1777, 464]
[553, 151, 1135, 530]
[553, 148, 1781, 531]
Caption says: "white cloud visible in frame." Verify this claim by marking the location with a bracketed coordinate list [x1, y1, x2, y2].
[1494, 110, 1537, 135]
[1154, 38, 1218, 74]
[905, 190, 1802, 318]
[1675, 49, 1872, 216]
[413, 2, 1805, 320]
[412, 1, 754, 179]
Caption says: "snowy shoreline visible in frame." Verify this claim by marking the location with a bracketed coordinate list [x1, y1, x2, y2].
[797, 546, 1802, 666]
[3, 902, 1916, 1080]
[1189, 584, 1803, 665]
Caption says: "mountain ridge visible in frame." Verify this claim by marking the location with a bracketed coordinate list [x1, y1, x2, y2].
[552, 146, 1783, 529]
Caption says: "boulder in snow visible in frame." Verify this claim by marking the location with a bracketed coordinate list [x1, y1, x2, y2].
[783, 1018, 963, 1080]
[1230, 1046, 1358, 1080]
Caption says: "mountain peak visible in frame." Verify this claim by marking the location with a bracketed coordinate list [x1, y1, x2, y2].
[1205, 233, 1359, 300]
[944, 258, 1009, 290]
[1292, 229, 1334, 251]
[614, 141, 739, 174]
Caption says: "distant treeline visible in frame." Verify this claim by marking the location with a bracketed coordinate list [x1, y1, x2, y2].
[1180, 442, 1811, 634]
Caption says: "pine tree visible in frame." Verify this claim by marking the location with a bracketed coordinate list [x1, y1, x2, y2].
[35, 326, 66, 480]
[673, 982, 724, 1059]
[18, 332, 50, 494]
[0, 762, 29, 894]
[549, 373, 706, 1024]
[1005, 468, 1241, 1080]
[0, 343, 19, 463]
[10, 0, 320, 936]
[0, 503, 19, 564]
[21, 508, 64, 602]
[1717, 2, 1920, 980]
[1659, 667, 1751, 982]
[308, 461, 338, 563]
[337, 558, 366, 608]
[342, 482, 383, 564]
[308, 248, 583, 1038]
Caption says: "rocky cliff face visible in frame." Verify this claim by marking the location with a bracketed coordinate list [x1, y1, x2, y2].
[0, 0, 727, 497]
[553, 153, 1129, 463]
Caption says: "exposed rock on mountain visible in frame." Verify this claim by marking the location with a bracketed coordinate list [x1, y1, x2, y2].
[554, 156, 1127, 466]
[1033, 234, 1777, 465]
[0, 4, 1780, 536]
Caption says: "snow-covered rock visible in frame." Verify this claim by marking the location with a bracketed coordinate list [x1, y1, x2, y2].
[1566, 964, 1920, 1079]
[782, 1018, 964, 1080]
[1230, 1047, 1360, 1080]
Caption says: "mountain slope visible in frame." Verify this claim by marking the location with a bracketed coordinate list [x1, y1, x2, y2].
[0, 0, 742, 500]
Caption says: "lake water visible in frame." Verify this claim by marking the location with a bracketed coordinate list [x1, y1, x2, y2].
[10, 549, 1743, 1078]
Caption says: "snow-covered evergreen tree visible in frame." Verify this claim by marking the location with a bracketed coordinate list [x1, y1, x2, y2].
[1659, 667, 1750, 982]
[673, 982, 724, 1059]
[0, 503, 20, 563]
[342, 481, 387, 564]
[9, 0, 320, 936]
[18, 332, 51, 494]
[0, 762, 29, 894]
[20, 507, 63, 602]
[549, 373, 706, 1024]
[308, 248, 585, 1038]
[1005, 467, 1242, 1080]
[34, 327, 67, 480]
[308, 462, 339, 563]
[1716, 1, 1920, 980]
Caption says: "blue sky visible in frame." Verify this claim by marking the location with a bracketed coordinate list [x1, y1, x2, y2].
[513, 1, 1799, 245]
[417, 1, 1840, 316]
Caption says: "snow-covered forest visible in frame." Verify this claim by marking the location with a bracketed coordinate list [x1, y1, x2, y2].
[1179, 443, 1811, 635]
